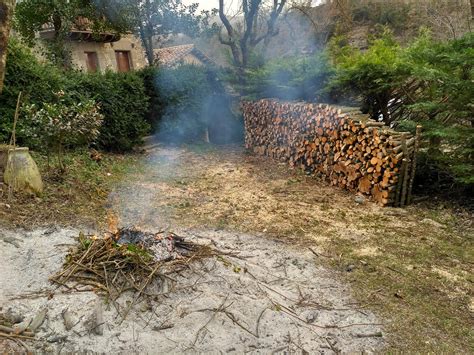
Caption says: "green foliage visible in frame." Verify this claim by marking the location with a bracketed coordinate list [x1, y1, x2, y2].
[23, 91, 103, 170]
[0, 38, 65, 142]
[352, 1, 410, 32]
[329, 29, 410, 120]
[243, 53, 335, 102]
[0, 40, 149, 152]
[66, 70, 150, 151]
[404, 31, 474, 123]
[14, 0, 130, 66]
[399, 32, 474, 187]
[115, 0, 218, 63]
[140, 64, 213, 141]
[330, 29, 473, 190]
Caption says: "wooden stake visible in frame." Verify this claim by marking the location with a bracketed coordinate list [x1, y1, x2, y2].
[7, 91, 22, 200]
[407, 125, 422, 205]
[400, 134, 410, 207]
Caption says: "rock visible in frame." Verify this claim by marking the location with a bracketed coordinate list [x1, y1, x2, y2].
[346, 264, 356, 272]
[384, 208, 408, 216]
[421, 218, 444, 229]
[4, 308, 24, 324]
[354, 195, 366, 205]
[3, 147, 43, 196]
[62, 308, 76, 331]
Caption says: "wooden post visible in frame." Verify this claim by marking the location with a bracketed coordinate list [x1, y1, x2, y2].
[407, 125, 422, 205]
[394, 161, 405, 207]
[400, 134, 410, 207]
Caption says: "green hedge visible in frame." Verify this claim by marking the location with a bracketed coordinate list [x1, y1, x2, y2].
[66, 71, 150, 151]
[0, 39, 150, 151]
[0, 38, 65, 143]
[243, 53, 335, 102]
[139, 64, 238, 142]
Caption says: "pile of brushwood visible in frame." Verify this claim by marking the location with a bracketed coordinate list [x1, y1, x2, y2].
[50, 228, 216, 318]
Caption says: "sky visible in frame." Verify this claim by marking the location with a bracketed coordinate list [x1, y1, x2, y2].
[182, 0, 239, 13]
[183, 0, 324, 13]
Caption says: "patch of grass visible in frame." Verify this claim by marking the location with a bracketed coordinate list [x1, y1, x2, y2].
[0, 149, 141, 229]
[326, 210, 474, 352]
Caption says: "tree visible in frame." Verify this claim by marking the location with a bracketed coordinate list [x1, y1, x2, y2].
[218, 0, 288, 80]
[121, 0, 217, 65]
[14, 0, 130, 68]
[0, 0, 15, 94]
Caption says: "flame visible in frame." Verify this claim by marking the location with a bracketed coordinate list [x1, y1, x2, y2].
[107, 211, 119, 235]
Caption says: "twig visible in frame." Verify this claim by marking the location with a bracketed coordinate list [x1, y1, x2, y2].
[0, 333, 32, 353]
[192, 295, 229, 346]
[0, 325, 34, 337]
[0, 331, 35, 340]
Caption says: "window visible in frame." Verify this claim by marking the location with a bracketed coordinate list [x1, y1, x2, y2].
[85, 52, 99, 73]
[115, 51, 132, 72]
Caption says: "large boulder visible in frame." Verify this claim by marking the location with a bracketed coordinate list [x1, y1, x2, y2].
[3, 147, 43, 196]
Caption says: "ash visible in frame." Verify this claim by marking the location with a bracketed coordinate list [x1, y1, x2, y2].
[116, 228, 195, 262]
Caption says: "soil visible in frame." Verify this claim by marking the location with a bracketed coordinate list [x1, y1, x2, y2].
[0, 227, 384, 353]
[1, 142, 472, 352]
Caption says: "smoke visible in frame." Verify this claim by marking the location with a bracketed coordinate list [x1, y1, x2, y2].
[149, 63, 243, 145]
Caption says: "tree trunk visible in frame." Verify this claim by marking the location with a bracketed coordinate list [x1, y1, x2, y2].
[139, 23, 154, 66]
[0, 0, 15, 95]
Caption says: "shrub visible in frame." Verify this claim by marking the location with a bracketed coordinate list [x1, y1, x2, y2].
[140, 64, 213, 141]
[23, 91, 103, 170]
[0, 38, 65, 143]
[398, 32, 474, 190]
[328, 29, 410, 122]
[351, 1, 410, 33]
[0, 40, 150, 152]
[244, 53, 335, 102]
[138, 64, 243, 143]
[330, 29, 473, 195]
[65, 70, 150, 151]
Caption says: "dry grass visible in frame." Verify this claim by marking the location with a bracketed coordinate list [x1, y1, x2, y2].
[0, 150, 141, 229]
[113, 144, 473, 352]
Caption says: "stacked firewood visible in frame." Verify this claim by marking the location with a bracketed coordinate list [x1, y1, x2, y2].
[242, 99, 421, 206]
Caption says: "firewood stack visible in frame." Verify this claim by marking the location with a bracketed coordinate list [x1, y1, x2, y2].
[242, 99, 421, 207]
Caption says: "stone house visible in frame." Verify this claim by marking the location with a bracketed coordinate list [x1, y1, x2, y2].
[37, 19, 148, 73]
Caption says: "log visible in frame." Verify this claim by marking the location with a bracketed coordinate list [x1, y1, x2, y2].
[242, 100, 415, 206]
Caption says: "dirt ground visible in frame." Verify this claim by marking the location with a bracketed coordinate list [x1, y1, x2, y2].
[0, 227, 383, 353]
[1, 143, 473, 352]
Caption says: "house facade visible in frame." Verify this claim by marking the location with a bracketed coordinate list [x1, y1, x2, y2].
[37, 19, 147, 73]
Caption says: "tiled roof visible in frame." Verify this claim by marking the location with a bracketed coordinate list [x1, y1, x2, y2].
[153, 44, 215, 68]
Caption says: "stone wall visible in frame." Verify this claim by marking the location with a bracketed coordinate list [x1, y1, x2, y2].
[68, 34, 148, 73]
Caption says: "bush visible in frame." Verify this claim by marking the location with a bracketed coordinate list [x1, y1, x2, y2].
[0, 38, 65, 143]
[23, 91, 103, 170]
[0, 39, 150, 152]
[328, 29, 410, 122]
[329, 29, 473, 194]
[66, 71, 150, 151]
[352, 1, 410, 33]
[140, 64, 218, 142]
[244, 53, 335, 102]
[399, 32, 474, 190]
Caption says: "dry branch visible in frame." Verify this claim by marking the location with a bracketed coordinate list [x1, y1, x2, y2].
[50, 228, 217, 320]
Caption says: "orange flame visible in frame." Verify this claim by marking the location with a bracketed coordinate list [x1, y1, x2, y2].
[107, 211, 119, 235]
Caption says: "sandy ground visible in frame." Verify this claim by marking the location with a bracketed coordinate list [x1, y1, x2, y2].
[2, 143, 471, 352]
[0, 227, 384, 353]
